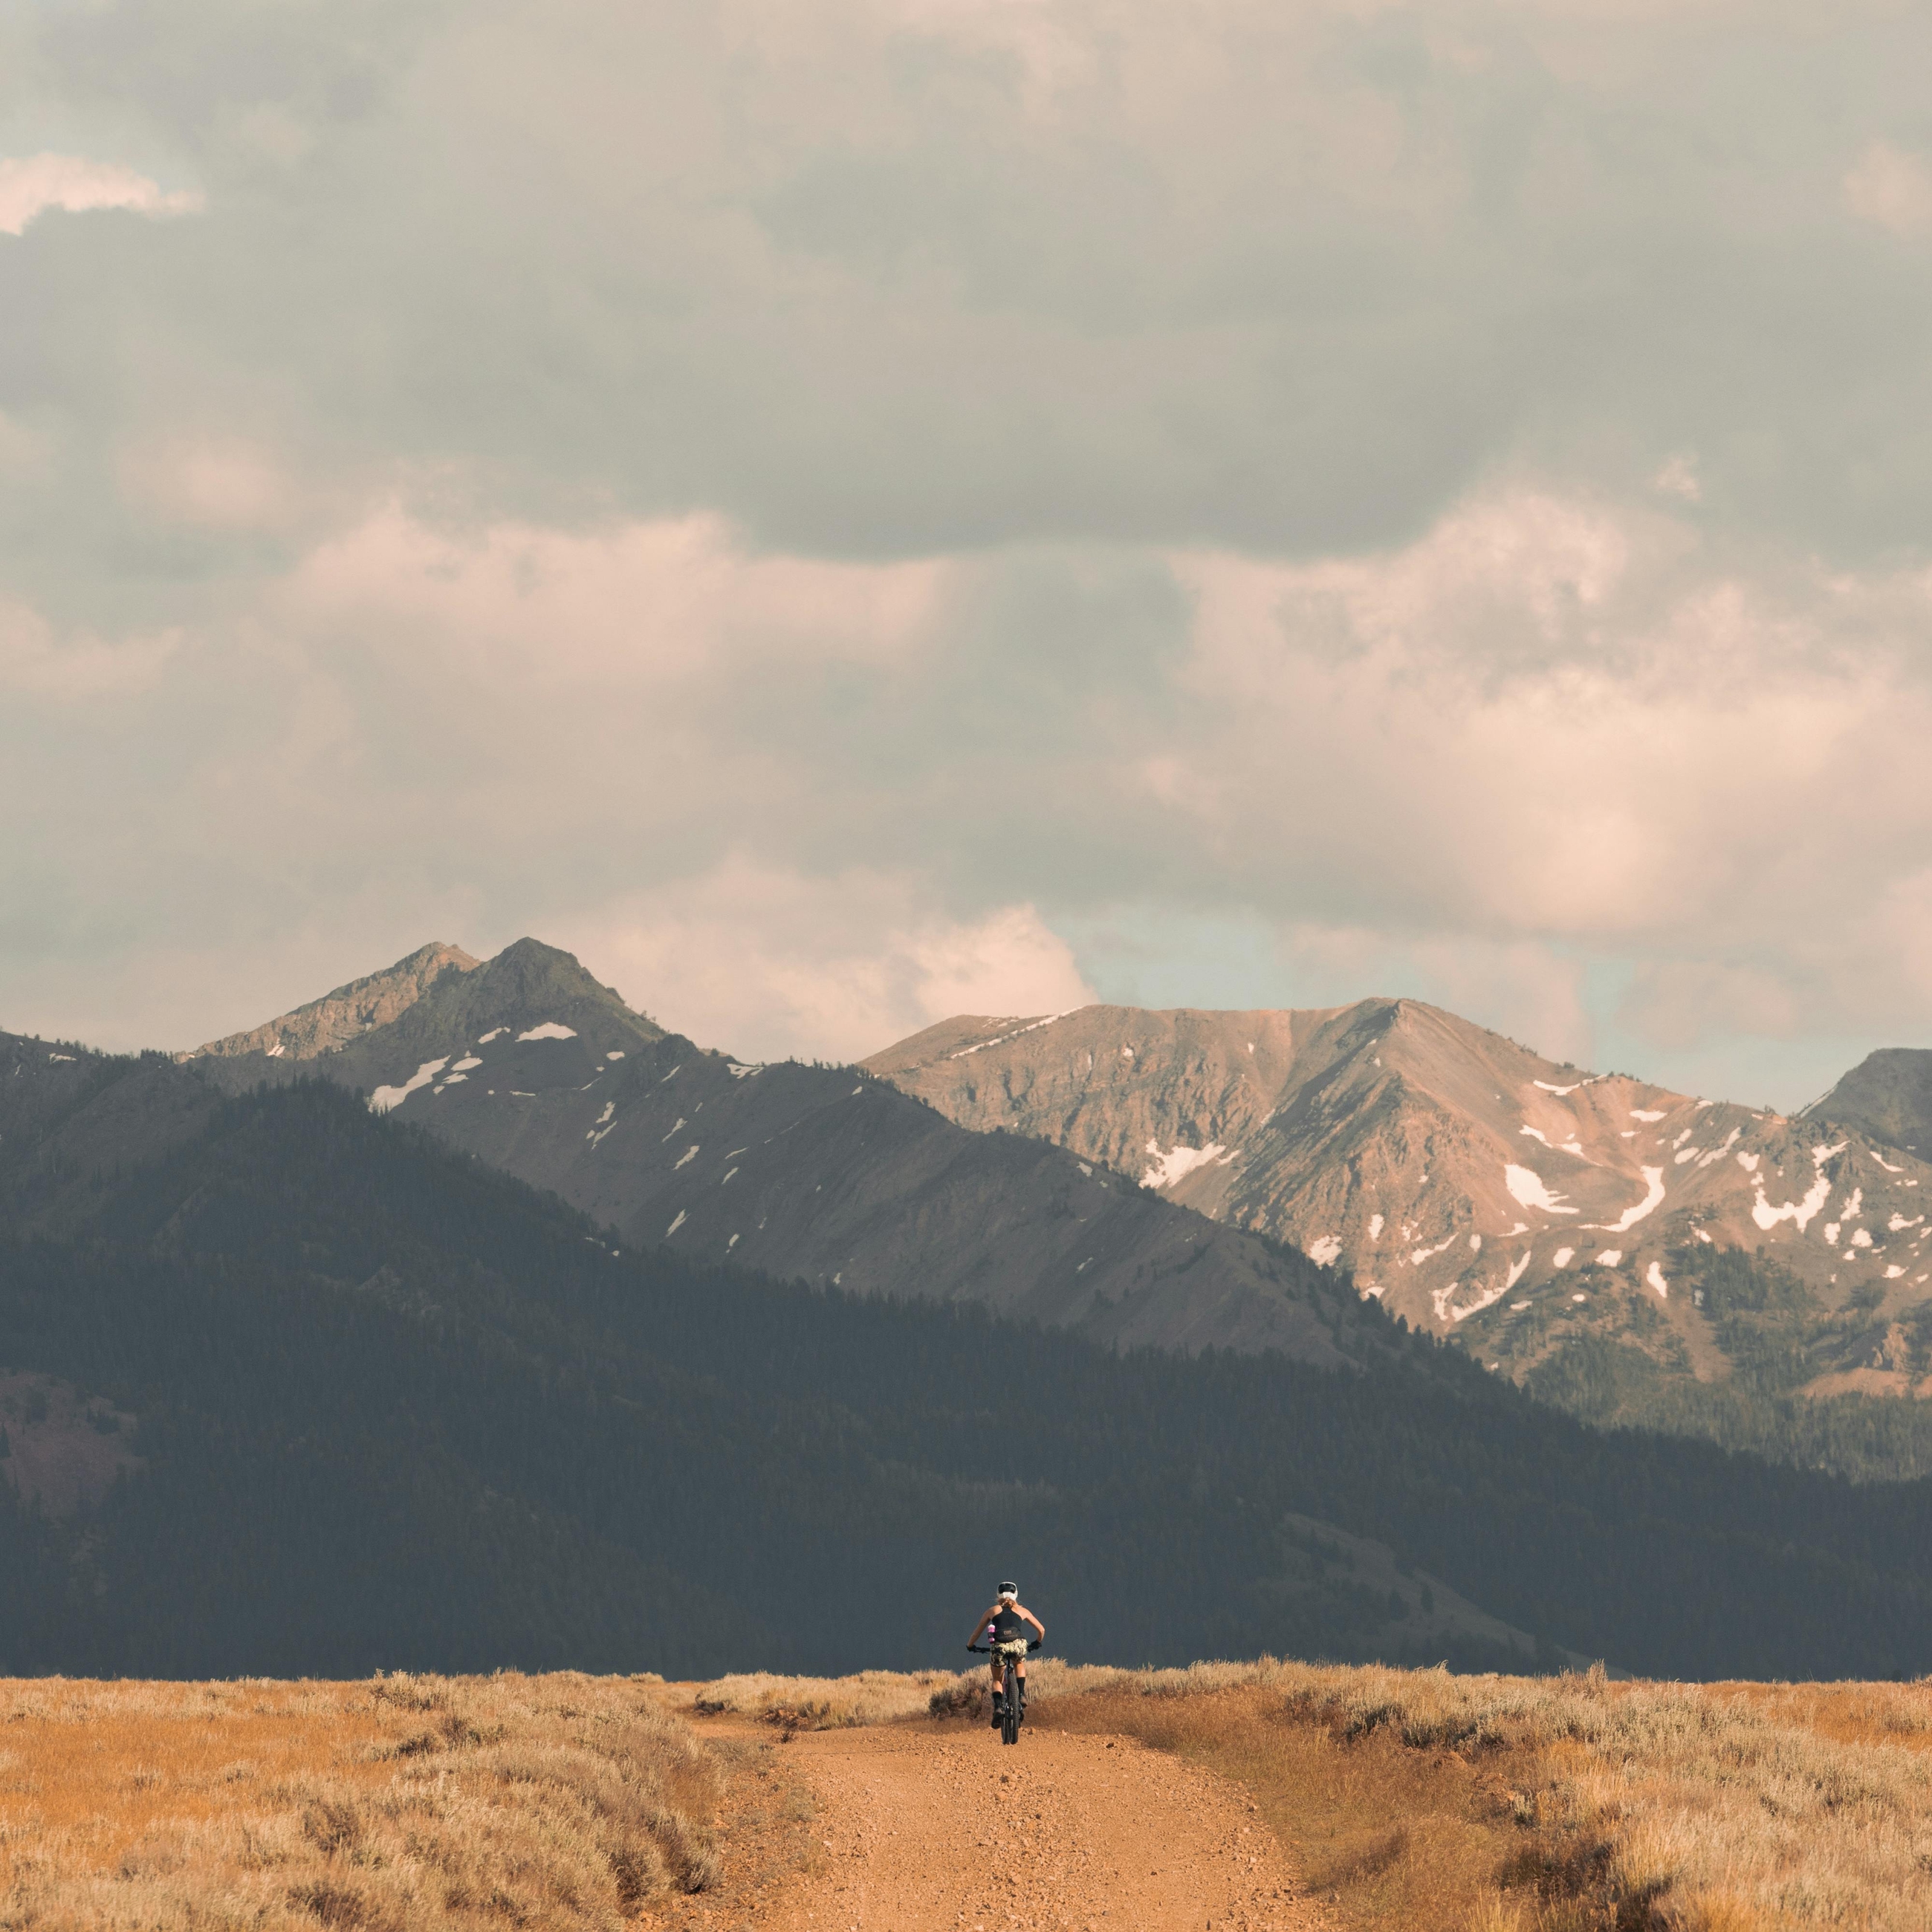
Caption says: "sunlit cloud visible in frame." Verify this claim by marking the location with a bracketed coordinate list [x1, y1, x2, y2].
[557, 860, 1095, 1063]
[0, 153, 201, 237]
[0, 599, 177, 700]
[1844, 140, 1932, 238]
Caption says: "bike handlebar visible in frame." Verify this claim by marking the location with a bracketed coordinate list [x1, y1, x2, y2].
[966, 1641, 1043, 1653]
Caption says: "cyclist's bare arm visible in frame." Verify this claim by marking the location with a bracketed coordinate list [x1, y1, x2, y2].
[1015, 1604, 1046, 1642]
[967, 1605, 1002, 1646]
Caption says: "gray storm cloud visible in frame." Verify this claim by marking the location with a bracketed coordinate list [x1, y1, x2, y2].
[1, 0, 1931, 1103]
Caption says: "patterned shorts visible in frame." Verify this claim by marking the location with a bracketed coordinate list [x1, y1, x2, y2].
[991, 1638, 1029, 1673]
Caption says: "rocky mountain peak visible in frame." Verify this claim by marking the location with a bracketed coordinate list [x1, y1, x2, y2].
[188, 941, 480, 1061]
[191, 939, 661, 1081]
[1806, 1048, 1932, 1158]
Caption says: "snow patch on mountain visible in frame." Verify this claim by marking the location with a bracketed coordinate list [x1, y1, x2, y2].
[1505, 1164, 1577, 1215]
[1751, 1144, 1841, 1233]
[369, 1058, 448, 1115]
[1142, 1140, 1236, 1190]
[945, 1013, 1072, 1059]
[1588, 1167, 1667, 1234]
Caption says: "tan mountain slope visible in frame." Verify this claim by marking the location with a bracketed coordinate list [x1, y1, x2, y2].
[866, 1001, 1932, 1360]
[163, 944, 1369, 1367]
[187, 941, 480, 1060]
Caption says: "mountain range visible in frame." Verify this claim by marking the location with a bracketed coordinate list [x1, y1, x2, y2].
[157, 941, 1932, 1430]
[867, 1001, 1932, 1409]
[169, 939, 1373, 1367]
[10, 1034, 1932, 1683]
[13, 936, 1932, 1677]
[11, 937, 1932, 1500]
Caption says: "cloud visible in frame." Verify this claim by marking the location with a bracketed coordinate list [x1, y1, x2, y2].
[4, 0, 1932, 1108]
[1653, 454, 1702, 503]
[116, 436, 306, 534]
[275, 504, 947, 689]
[1162, 488, 1932, 967]
[6, 473, 1932, 1097]
[553, 860, 1095, 1063]
[1618, 959, 1802, 1053]
[1293, 928, 1597, 1069]
[0, 598, 176, 698]
[7, 0, 1930, 585]
[1844, 140, 1932, 238]
[0, 152, 201, 236]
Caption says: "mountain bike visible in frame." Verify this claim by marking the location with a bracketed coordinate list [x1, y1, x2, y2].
[968, 1638, 1041, 1744]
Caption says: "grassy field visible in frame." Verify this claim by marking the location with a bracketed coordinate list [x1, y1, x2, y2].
[7, 1660, 1932, 1929]
[0, 1672, 742, 1929]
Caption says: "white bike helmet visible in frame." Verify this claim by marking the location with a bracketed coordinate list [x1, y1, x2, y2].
[998, 1581, 1017, 1601]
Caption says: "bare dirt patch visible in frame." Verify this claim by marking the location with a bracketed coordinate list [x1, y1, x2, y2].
[678, 1708, 1324, 1932]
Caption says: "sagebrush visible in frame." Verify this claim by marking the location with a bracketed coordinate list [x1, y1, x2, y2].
[0, 1671, 718, 1930]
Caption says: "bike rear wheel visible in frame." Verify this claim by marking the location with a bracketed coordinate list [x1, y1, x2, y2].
[1001, 1662, 1021, 1745]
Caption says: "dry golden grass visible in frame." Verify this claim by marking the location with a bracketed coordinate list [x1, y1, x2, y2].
[687, 1667, 961, 1732]
[18, 1659, 1932, 1930]
[733, 1656, 1932, 1931]
[0, 1672, 724, 1930]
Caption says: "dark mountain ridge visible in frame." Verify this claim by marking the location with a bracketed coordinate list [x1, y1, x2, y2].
[1807, 1047, 1932, 1159]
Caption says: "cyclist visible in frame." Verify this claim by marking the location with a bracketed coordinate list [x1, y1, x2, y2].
[967, 1581, 1045, 1731]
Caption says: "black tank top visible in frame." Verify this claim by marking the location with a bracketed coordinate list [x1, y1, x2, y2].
[988, 1605, 1027, 1642]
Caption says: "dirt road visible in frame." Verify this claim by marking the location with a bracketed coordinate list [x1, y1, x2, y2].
[743, 1718, 1325, 1932]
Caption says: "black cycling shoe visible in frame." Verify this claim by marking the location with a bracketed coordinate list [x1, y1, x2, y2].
[990, 1693, 1004, 1731]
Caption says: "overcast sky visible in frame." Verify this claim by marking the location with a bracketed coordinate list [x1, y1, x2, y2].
[5, 0, 1932, 1106]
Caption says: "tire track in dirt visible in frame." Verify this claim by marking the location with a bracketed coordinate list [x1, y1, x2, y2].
[739, 1719, 1326, 1931]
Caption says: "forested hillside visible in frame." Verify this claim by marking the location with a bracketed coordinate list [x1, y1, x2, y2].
[7, 1076, 1932, 1680]
[1521, 1242, 1932, 1482]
